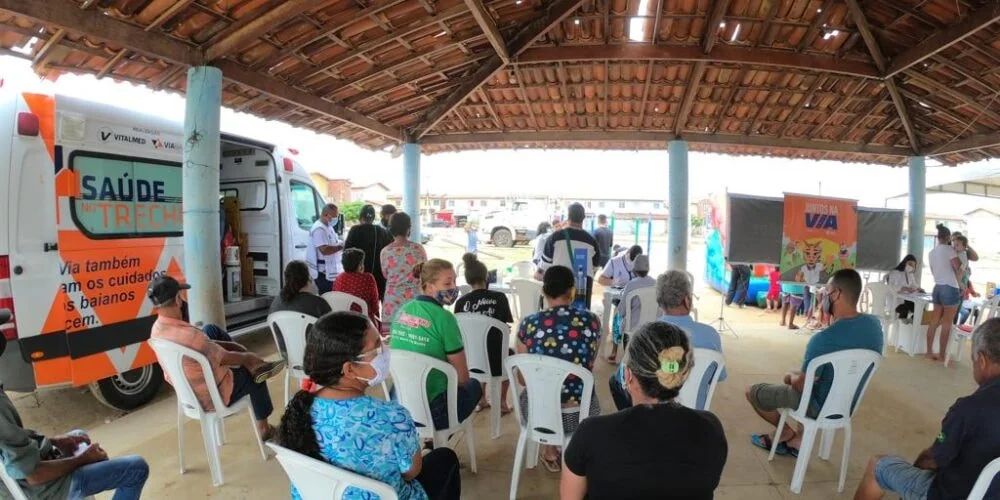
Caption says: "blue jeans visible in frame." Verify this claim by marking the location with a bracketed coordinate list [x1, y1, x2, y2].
[430, 379, 483, 430]
[202, 325, 274, 421]
[67, 430, 148, 500]
[874, 455, 933, 500]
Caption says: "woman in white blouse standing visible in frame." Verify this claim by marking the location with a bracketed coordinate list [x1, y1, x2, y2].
[887, 254, 921, 321]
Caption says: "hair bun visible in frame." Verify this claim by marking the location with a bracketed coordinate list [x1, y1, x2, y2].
[655, 346, 691, 390]
[462, 253, 479, 266]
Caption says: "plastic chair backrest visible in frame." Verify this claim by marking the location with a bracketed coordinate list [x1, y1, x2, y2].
[267, 311, 318, 378]
[505, 354, 594, 446]
[149, 338, 229, 415]
[794, 349, 881, 422]
[0, 464, 28, 500]
[864, 282, 889, 318]
[510, 279, 543, 318]
[455, 313, 510, 379]
[322, 291, 369, 317]
[677, 348, 726, 412]
[985, 295, 1000, 321]
[967, 456, 1000, 500]
[621, 287, 659, 335]
[511, 261, 535, 279]
[389, 351, 460, 431]
[266, 443, 398, 500]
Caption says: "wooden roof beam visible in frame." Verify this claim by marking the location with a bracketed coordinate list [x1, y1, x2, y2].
[518, 44, 881, 79]
[419, 131, 913, 157]
[205, 0, 315, 61]
[844, 0, 919, 153]
[808, 80, 867, 139]
[636, 61, 655, 127]
[290, 3, 469, 84]
[903, 70, 1000, 127]
[885, 2, 1000, 79]
[711, 68, 744, 133]
[702, 0, 730, 53]
[410, 0, 588, 137]
[464, 0, 510, 63]
[674, 61, 706, 136]
[835, 91, 885, 142]
[0, 0, 196, 65]
[146, 0, 194, 32]
[32, 29, 66, 69]
[776, 73, 828, 138]
[0, 0, 403, 142]
[215, 61, 402, 141]
[926, 133, 1000, 157]
[796, 0, 835, 52]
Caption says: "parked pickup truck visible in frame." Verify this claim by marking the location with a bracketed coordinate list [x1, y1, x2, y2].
[477, 201, 550, 247]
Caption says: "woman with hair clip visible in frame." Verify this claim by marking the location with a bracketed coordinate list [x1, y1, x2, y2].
[276, 311, 461, 500]
[560, 321, 728, 499]
[390, 259, 483, 431]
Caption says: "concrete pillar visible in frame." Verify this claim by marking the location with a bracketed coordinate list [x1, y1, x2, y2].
[182, 67, 225, 327]
[908, 156, 926, 281]
[402, 143, 421, 244]
[668, 140, 689, 271]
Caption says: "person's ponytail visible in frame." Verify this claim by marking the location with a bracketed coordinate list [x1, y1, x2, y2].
[276, 390, 320, 460]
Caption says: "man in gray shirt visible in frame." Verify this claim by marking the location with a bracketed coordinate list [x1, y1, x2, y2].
[0, 321, 148, 499]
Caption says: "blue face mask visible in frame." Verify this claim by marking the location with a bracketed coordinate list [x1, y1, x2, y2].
[436, 288, 460, 305]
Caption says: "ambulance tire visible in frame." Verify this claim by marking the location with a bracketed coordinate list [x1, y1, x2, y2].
[492, 228, 514, 248]
[90, 364, 164, 411]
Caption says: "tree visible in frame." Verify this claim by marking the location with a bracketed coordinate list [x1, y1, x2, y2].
[341, 201, 365, 223]
[690, 214, 705, 228]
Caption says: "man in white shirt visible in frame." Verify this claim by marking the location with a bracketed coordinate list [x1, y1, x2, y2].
[307, 204, 343, 294]
[598, 245, 642, 288]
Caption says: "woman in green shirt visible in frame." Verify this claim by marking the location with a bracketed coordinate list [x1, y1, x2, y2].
[390, 259, 483, 430]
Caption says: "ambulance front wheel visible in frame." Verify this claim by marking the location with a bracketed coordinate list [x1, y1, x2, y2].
[89, 364, 164, 411]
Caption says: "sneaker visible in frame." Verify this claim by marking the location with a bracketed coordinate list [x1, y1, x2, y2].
[252, 360, 287, 384]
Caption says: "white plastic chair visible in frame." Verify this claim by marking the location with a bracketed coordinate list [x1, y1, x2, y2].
[768, 349, 881, 494]
[148, 338, 268, 487]
[676, 348, 726, 412]
[510, 279, 543, 321]
[505, 354, 595, 500]
[267, 443, 398, 500]
[455, 313, 510, 439]
[0, 463, 95, 500]
[322, 291, 369, 317]
[947, 295, 1000, 367]
[861, 282, 891, 333]
[388, 351, 477, 473]
[510, 261, 535, 279]
[967, 456, 1000, 500]
[267, 311, 318, 406]
[621, 287, 659, 336]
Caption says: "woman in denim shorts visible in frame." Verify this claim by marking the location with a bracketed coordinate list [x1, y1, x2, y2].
[925, 224, 963, 361]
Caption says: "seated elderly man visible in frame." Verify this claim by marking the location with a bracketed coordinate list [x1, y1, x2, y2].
[148, 276, 284, 440]
[609, 269, 727, 411]
[854, 318, 1000, 500]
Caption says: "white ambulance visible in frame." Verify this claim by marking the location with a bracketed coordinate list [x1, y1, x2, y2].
[0, 89, 330, 410]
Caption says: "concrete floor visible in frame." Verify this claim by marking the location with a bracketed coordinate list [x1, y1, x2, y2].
[42, 288, 977, 499]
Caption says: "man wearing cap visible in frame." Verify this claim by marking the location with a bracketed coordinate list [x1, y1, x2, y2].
[0, 318, 149, 499]
[345, 204, 392, 299]
[606, 254, 657, 361]
[148, 276, 282, 440]
[307, 204, 344, 294]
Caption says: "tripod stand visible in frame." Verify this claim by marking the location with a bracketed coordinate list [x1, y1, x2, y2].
[710, 293, 740, 339]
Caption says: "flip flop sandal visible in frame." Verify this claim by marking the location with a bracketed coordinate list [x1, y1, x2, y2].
[252, 360, 286, 384]
[540, 455, 561, 473]
[750, 434, 791, 456]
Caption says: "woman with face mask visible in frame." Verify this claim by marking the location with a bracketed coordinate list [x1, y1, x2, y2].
[887, 254, 922, 321]
[389, 259, 483, 431]
[277, 311, 461, 500]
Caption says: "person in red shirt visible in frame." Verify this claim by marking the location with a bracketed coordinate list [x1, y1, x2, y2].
[767, 266, 781, 313]
[333, 248, 381, 330]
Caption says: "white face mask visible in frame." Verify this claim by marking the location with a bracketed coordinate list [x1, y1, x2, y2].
[355, 347, 390, 387]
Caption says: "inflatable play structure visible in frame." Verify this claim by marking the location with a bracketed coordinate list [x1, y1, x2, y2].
[703, 194, 771, 305]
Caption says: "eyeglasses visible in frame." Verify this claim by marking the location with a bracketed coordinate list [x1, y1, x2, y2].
[354, 344, 383, 361]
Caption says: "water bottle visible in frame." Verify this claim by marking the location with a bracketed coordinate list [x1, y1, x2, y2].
[576, 265, 586, 304]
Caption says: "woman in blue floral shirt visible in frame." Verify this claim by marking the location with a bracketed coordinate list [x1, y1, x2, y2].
[516, 265, 602, 472]
[276, 311, 461, 500]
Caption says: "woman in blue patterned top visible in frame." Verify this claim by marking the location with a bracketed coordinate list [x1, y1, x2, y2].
[516, 265, 602, 472]
[276, 311, 461, 500]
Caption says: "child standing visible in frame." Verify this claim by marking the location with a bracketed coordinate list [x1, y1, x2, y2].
[766, 265, 781, 312]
